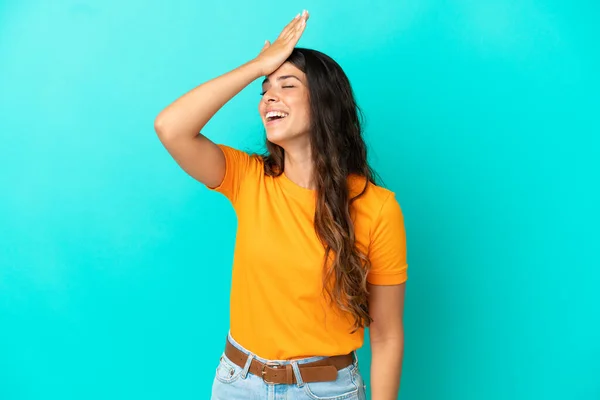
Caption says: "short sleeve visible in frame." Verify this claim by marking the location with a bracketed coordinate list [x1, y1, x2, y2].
[206, 144, 256, 205]
[367, 192, 408, 285]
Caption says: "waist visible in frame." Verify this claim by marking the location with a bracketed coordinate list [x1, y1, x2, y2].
[228, 316, 365, 360]
[224, 333, 356, 384]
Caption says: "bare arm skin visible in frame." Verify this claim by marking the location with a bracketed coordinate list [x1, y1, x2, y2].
[154, 11, 309, 188]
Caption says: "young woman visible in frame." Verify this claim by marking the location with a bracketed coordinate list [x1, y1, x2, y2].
[154, 10, 407, 400]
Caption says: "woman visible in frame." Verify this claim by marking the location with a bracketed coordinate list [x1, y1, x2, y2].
[154, 10, 407, 400]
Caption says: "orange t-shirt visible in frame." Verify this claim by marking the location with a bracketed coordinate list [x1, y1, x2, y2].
[207, 144, 408, 360]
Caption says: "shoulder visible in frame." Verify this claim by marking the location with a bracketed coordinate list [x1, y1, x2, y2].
[217, 144, 262, 161]
[217, 144, 265, 171]
[349, 175, 402, 217]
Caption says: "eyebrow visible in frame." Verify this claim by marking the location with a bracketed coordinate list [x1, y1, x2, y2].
[261, 75, 302, 86]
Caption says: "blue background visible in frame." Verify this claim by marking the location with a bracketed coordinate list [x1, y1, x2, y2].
[1, 1, 599, 399]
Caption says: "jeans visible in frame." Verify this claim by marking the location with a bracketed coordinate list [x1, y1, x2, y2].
[211, 333, 367, 400]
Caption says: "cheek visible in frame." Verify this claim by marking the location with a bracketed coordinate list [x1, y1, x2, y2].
[290, 98, 311, 123]
[299, 110, 311, 127]
[298, 107, 311, 127]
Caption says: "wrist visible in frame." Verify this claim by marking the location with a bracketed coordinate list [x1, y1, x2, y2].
[241, 58, 265, 80]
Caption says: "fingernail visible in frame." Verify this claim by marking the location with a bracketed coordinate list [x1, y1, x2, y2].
[295, 13, 300, 19]
[302, 9, 307, 15]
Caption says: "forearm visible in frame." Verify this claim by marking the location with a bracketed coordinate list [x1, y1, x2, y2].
[369, 336, 404, 400]
[154, 59, 262, 140]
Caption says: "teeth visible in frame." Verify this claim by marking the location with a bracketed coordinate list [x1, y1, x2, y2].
[266, 111, 289, 120]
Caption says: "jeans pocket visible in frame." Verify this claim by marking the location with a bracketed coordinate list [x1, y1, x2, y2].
[214, 353, 243, 384]
[303, 365, 360, 400]
[352, 367, 367, 400]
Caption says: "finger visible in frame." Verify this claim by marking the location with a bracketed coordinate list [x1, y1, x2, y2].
[283, 27, 298, 43]
[301, 9, 310, 22]
[282, 30, 301, 49]
[297, 15, 307, 31]
[289, 17, 306, 40]
[279, 14, 299, 38]
[295, 11, 308, 34]
[260, 40, 271, 53]
[279, 11, 307, 41]
[279, 13, 302, 39]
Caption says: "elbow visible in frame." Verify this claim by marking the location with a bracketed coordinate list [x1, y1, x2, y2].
[154, 113, 168, 137]
[369, 320, 404, 345]
[154, 113, 178, 141]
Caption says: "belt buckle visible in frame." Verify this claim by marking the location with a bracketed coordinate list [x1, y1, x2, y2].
[261, 361, 281, 384]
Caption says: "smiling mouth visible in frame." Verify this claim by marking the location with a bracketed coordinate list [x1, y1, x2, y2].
[265, 111, 289, 123]
[266, 117, 287, 125]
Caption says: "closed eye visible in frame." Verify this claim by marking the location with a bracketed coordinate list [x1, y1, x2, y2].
[259, 85, 295, 96]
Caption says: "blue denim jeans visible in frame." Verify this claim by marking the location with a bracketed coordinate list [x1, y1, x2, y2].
[211, 333, 367, 400]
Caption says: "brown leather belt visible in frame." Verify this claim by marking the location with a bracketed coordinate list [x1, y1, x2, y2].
[224, 340, 354, 384]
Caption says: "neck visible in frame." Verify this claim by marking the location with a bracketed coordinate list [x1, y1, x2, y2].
[282, 139, 315, 190]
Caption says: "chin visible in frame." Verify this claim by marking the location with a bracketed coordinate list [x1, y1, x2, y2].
[265, 125, 297, 144]
[265, 131, 290, 146]
[264, 126, 309, 147]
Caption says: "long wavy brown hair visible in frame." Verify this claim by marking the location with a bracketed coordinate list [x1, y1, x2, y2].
[261, 48, 379, 331]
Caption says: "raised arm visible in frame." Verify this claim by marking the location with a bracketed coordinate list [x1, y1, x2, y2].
[153, 11, 309, 188]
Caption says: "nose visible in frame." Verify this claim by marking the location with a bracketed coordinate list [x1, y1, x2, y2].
[262, 90, 278, 104]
